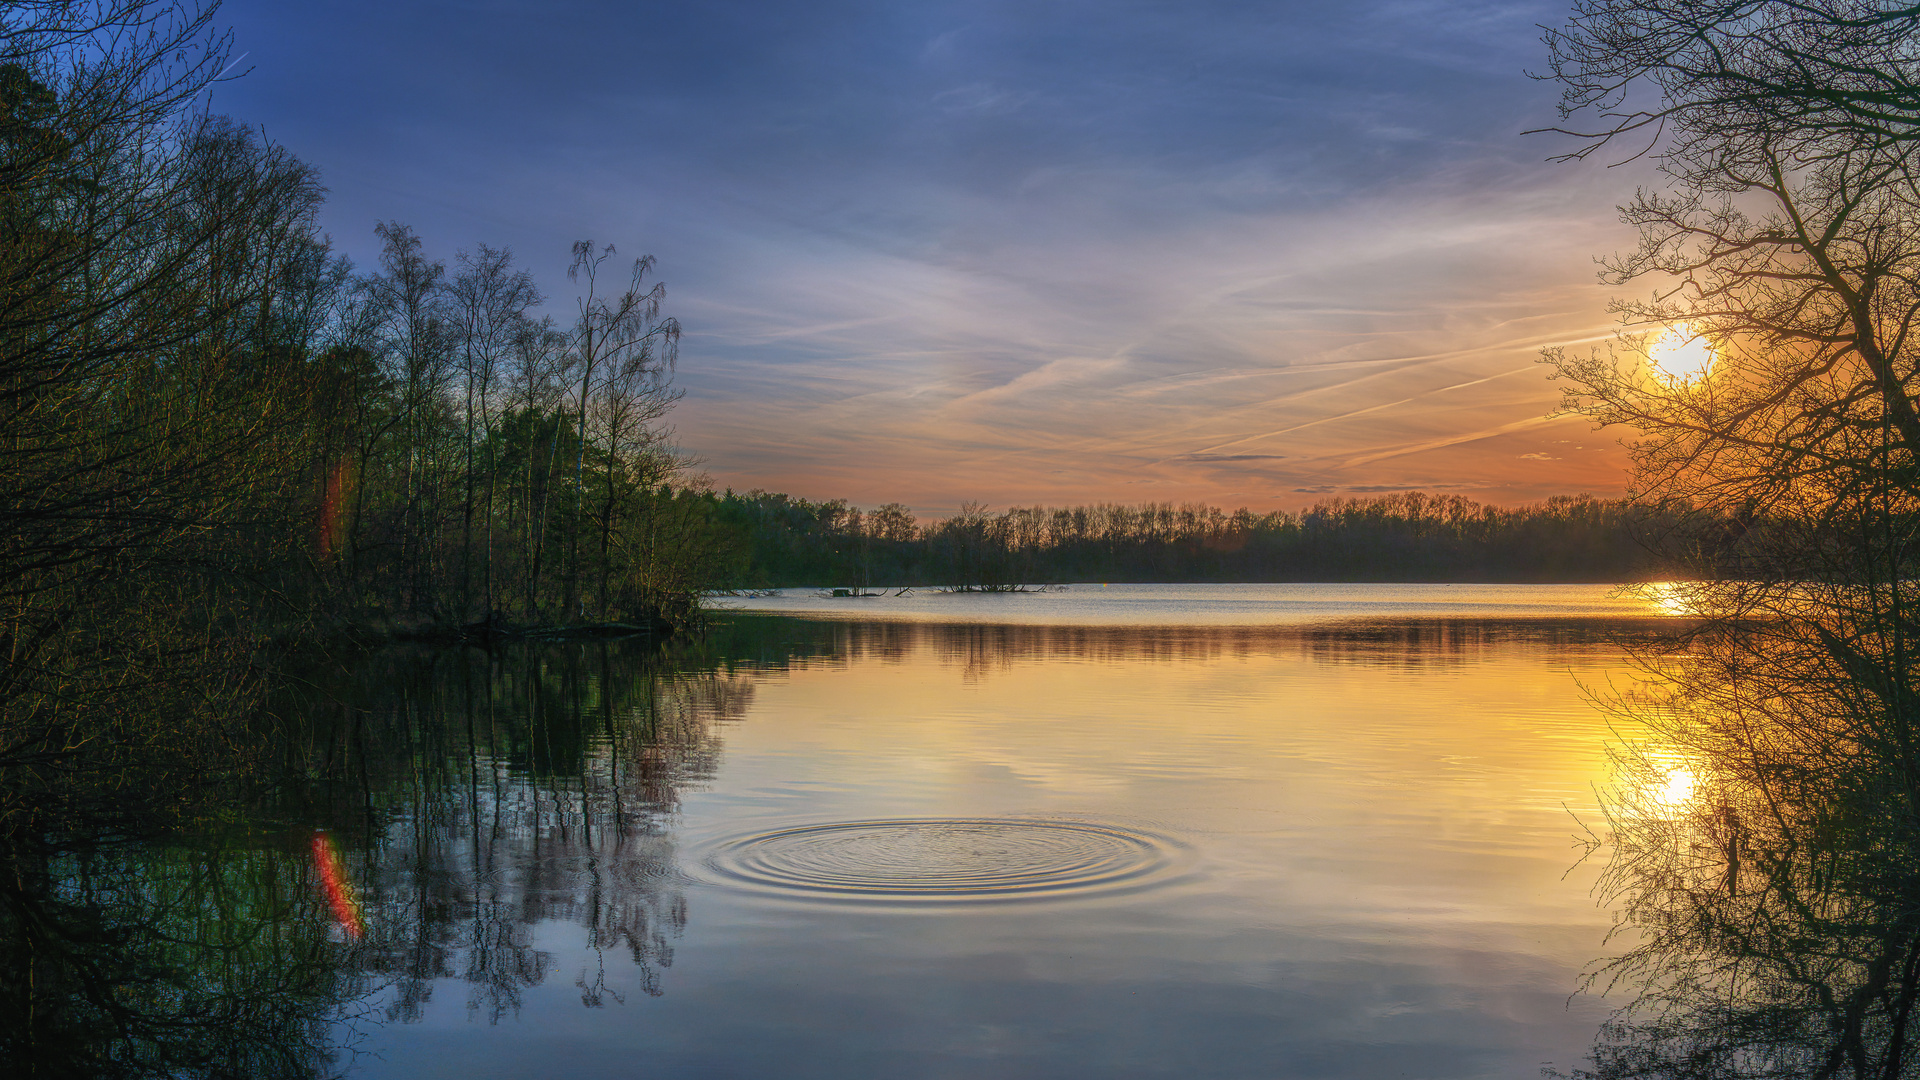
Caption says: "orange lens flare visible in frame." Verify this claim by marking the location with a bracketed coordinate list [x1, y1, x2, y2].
[312, 830, 364, 939]
[316, 458, 355, 560]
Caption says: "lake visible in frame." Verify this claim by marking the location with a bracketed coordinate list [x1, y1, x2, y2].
[10, 584, 1690, 1078]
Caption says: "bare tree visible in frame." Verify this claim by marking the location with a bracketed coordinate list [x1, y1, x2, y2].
[1537, 2, 1920, 165]
[562, 243, 679, 621]
[0, 3, 348, 801]
[504, 316, 568, 620]
[1541, 4, 1920, 595]
[587, 343, 684, 619]
[1540, 5, 1920, 1075]
[367, 222, 454, 612]
[448, 244, 540, 621]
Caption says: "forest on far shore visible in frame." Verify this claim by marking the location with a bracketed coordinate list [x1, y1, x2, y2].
[701, 489, 1685, 589]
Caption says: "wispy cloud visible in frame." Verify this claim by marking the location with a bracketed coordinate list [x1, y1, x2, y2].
[1342, 414, 1564, 467]
[222, 0, 1640, 511]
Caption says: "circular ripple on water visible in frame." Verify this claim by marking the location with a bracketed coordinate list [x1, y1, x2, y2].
[702, 818, 1184, 903]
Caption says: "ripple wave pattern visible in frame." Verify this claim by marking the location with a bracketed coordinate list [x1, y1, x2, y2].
[701, 818, 1185, 903]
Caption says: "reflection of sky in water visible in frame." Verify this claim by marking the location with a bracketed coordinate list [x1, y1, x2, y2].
[340, 607, 1655, 1079]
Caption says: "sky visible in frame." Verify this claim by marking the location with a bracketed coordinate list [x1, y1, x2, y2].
[216, 0, 1656, 515]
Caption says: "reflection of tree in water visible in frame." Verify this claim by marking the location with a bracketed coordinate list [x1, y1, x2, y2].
[1571, 609, 1920, 1079]
[0, 635, 749, 1077]
[278, 638, 750, 1024]
[712, 613, 1651, 681]
[0, 831, 366, 1079]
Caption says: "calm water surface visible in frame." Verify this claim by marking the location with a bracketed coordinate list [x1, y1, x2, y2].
[284, 588, 1681, 1076]
[267, 585, 1681, 1078]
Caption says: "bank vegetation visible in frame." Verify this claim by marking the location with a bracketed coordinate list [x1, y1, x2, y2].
[0, 0, 726, 830]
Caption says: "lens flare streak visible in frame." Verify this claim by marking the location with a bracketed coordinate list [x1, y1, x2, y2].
[312, 831, 364, 939]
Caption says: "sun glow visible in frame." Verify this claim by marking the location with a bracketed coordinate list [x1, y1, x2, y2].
[1644, 580, 1703, 617]
[1648, 324, 1716, 385]
[1652, 765, 1699, 809]
[1620, 754, 1703, 820]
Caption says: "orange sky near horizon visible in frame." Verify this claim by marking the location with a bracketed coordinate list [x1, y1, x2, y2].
[669, 172, 1645, 516]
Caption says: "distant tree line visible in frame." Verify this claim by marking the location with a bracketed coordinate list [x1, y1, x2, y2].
[705, 490, 1681, 589]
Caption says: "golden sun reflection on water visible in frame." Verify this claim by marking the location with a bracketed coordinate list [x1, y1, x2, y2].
[1644, 580, 1704, 617]
[1617, 745, 1706, 821]
[707, 622, 1650, 939]
[1648, 324, 1716, 386]
[1651, 763, 1700, 811]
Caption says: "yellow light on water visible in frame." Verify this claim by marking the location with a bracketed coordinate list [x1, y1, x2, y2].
[1648, 325, 1715, 385]
[1645, 580, 1700, 617]
[1625, 749, 1705, 820]
[1653, 765, 1698, 810]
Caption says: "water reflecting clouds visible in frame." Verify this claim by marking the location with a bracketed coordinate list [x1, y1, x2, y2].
[19, 599, 1914, 1078]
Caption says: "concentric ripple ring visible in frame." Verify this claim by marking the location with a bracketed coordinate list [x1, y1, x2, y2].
[701, 818, 1183, 903]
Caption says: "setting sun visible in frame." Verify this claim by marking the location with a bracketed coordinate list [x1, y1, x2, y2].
[1648, 325, 1716, 385]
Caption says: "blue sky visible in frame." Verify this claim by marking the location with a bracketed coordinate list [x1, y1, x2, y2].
[217, 0, 1650, 512]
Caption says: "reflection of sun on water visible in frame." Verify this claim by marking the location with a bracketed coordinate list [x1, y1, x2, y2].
[1645, 581, 1700, 617]
[1648, 324, 1715, 385]
[1627, 750, 1703, 818]
[1653, 765, 1698, 810]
